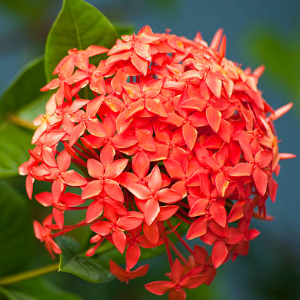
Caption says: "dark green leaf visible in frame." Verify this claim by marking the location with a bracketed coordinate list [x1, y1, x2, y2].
[0, 57, 46, 121]
[0, 277, 82, 300]
[0, 56, 48, 178]
[57, 236, 114, 283]
[113, 23, 135, 38]
[0, 180, 34, 276]
[0, 124, 33, 178]
[45, 0, 117, 81]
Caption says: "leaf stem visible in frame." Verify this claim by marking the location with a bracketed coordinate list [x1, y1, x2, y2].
[7, 114, 37, 131]
[0, 263, 59, 286]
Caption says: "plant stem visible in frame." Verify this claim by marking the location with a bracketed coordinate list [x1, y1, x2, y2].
[7, 114, 37, 131]
[0, 263, 59, 286]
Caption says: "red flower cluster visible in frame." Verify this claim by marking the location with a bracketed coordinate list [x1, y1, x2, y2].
[19, 26, 294, 299]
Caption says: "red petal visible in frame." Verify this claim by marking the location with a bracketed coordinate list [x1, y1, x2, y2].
[228, 201, 245, 222]
[188, 198, 209, 217]
[61, 170, 87, 186]
[164, 159, 185, 179]
[136, 129, 156, 152]
[182, 122, 197, 150]
[188, 111, 209, 127]
[57, 150, 71, 173]
[145, 98, 167, 117]
[131, 52, 148, 76]
[90, 221, 112, 235]
[132, 151, 149, 178]
[61, 192, 85, 207]
[81, 180, 103, 199]
[85, 119, 107, 138]
[180, 275, 208, 289]
[226, 228, 244, 244]
[143, 222, 159, 245]
[144, 198, 160, 225]
[186, 217, 208, 240]
[212, 240, 228, 268]
[206, 72, 222, 98]
[209, 202, 227, 227]
[69, 122, 85, 146]
[148, 165, 162, 193]
[86, 201, 104, 223]
[35, 192, 53, 207]
[215, 172, 229, 197]
[255, 150, 273, 168]
[112, 230, 126, 253]
[156, 205, 179, 221]
[157, 189, 182, 204]
[126, 183, 152, 200]
[145, 281, 174, 295]
[100, 144, 115, 165]
[171, 259, 185, 284]
[104, 179, 124, 202]
[126, 243, 141, 269]
[118, 217, 143, 231]
[110, 260, 127, 282]
[105, 159, 128, 179]
[87, 159, 104, 178]
[253, 167, 268, 195]
[53, 208, 64, 230]
[227, 163, 253, 177]
[33, 221, 44, 240]
[206, 105, 221, 132]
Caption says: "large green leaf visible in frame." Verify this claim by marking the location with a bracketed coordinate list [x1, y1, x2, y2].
[57, 236, 114, 284]
[0, 57, 46, 121]
[0, 57, 49, 178]
[113, 23, 135, 38]
[0, 124, 33, 178]
[0, 180, 34, 276]
[45, 0, 118, 81]
[0, 277, 82, 300]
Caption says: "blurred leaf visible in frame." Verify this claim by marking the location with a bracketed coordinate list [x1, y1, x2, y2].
[57, 236, 114, 284]
[246, 25, 300, 106]
[113, 23, 135, 38]
[0, 124, 32, 178]
[0, 56, 48, 178]
[0, 180, 34, 276]
[0, 56, 46, 121]
[45, 0, 118, 81]
[0, 277, 82, 300]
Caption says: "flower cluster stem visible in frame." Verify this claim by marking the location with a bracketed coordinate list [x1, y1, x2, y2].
[0, 263, 59, 286]
[7, 114, 37, 131]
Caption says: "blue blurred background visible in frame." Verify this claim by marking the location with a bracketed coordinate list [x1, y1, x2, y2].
[1, 0, 300, 299]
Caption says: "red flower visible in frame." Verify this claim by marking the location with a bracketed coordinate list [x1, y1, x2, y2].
[19, 26, 294, 298]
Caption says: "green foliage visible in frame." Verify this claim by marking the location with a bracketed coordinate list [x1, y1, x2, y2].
[0, 180, 34, 276]
[0, 57, 48, 178]
[57, 236, 114, 284]
[0, 277, 82, 300]
[113, 23, 135, 38]
[0, 57, 46, 121]
[45, 0, 118, 81]
[246, 25, 300, 107]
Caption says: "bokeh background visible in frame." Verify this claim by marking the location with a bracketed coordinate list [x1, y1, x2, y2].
[1, 0, 300, 299]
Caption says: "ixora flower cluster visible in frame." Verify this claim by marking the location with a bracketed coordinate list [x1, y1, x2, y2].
[19, 26, 293, 299]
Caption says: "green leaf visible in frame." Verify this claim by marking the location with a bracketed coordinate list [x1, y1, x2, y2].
[0, 277, 82, 300]
[57, 236, 114, 284]
[45, 0, 118, 81]
[0, 180, 34, 276]
[0, 124, 33, 178]
[0, 56, 48, 178]
[0, 57, 46, 121]
[113, 23, 135, 38]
